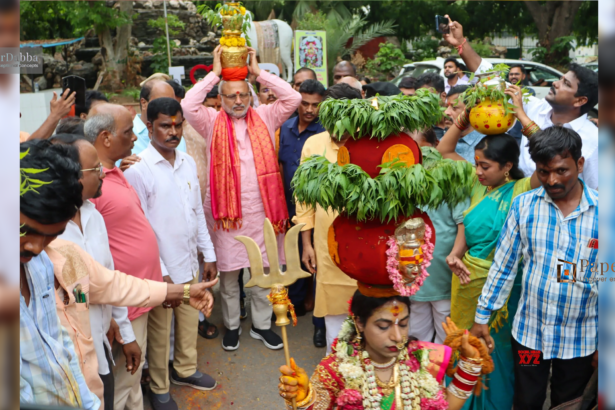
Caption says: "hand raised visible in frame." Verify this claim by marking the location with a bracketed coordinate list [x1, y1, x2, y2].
[442, 15, 465, 47]
[50, 88, 76, 119]
[212, 45, 222, 76]
[246, 47, 261, 77]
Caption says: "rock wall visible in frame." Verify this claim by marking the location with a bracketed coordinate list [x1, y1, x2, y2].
[21, 0, 218, 92]
[132, 0, 211, 45]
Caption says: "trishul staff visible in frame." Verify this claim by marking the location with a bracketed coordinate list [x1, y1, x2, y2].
[235, 218, 311, 410]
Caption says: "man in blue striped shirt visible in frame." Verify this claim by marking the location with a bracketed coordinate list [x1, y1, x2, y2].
[20, 140, 100, 410]
[470, 126, 599, 410]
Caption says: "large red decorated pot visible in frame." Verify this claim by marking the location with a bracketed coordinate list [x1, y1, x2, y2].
[337, 132, 423, 178]
[327, 211, 435, 297]
[469, 98, 515, 135]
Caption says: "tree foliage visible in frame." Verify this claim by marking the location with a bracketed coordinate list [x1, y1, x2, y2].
[149, 15, 186, 74]
[20, 1, 133, 41]
[364, 43, 409, 80]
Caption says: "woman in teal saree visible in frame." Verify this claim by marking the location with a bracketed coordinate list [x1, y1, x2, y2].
[437, 113, 540, 410]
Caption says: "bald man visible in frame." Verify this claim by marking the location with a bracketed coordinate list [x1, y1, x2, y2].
[332, 61, 357, 85]
[338, 76, 365, 98]
[132, 81, 187, 156]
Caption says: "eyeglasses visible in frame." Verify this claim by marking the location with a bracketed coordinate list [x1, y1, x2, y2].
[82, 163, 105, 178]
[220, 92, 251, 101]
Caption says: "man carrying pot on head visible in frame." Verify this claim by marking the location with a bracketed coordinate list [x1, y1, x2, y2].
[181, 46, 302, 352]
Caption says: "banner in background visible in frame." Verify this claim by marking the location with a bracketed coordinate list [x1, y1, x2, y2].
[294, 30, 327, 88]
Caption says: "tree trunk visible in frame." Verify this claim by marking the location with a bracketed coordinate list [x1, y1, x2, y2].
[93, 1, 133, 91]
[523, 0, 582, 65]
[96, 1, 132, 72]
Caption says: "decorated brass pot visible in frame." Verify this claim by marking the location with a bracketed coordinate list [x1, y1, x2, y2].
[220, 9, 248, 69]
[469, 98, 515, 135]
[221, 46, 248, 69]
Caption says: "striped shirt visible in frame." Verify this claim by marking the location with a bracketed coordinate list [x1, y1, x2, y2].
[20, 252, 100, 410]
[475, 182, 599, 360]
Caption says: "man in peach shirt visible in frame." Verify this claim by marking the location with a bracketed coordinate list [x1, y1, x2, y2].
[181, 46, 301, 351]
[19, 139, 216, 410]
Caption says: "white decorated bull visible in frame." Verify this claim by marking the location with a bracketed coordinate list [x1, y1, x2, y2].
[245, 18, 293, 82]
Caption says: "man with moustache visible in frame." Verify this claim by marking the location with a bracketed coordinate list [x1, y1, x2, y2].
[119, 80, 185, 171]
[19, 140, 217, 410]
[256, 80, 279, 105]
[124, 98, 218, 395]
[85, 104, 177, 410]
[50, 134, 138, 410]
[182, 46, 301, 351]
[444, 15, 599, 189]
[277, 79, 327, 347]
[470, 127, 599, 410]
[443, 57, 469, 94]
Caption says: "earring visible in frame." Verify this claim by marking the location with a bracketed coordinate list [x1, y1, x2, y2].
[504, 171, 510, 182]
[352, 315, 362, 343]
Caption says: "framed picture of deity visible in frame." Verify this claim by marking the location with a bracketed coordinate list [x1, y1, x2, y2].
[294, 30, 328, 88]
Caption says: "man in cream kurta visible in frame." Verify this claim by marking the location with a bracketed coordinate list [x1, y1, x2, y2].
[181, 47, 302, 351]
[293, 131, 358, 354]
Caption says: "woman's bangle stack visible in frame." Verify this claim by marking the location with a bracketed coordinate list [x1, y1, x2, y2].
[522, 120, 540, 137]
[454, 111, 471, 131]
[447, 355, 483, 400]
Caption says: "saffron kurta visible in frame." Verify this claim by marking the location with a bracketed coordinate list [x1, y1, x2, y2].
[181, 70, 302, 271]
[292, 131, 358, 318]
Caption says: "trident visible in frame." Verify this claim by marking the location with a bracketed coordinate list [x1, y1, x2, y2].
[235, 218, 311, 410]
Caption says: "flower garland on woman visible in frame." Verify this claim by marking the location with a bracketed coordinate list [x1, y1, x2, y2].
[276, 291, 490, 410]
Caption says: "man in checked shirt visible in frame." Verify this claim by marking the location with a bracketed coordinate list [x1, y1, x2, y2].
[470, 126, 599, 410]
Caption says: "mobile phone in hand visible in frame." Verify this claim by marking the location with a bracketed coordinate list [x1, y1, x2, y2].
[61, 75, 86, 108]
[435, 15, 450, 34]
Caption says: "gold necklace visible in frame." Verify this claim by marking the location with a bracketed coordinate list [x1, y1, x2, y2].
[375, 371, 397, 397]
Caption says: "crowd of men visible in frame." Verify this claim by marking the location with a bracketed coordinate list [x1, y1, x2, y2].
[20, 16, 599, 410]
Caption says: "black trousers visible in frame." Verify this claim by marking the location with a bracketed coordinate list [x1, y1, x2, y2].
[511, 337, 594, 410]
[99, 344, 115, 410]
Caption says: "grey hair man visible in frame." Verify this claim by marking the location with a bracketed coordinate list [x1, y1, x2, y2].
[86, 104, 136, 170]
[181, 46, 302, 352]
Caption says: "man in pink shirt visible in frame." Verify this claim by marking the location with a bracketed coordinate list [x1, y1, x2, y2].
[86, 103, 178, 410]
[182, 46, 302, 351]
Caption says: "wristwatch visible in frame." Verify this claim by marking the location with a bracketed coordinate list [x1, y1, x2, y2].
[183, 284, 191, 305]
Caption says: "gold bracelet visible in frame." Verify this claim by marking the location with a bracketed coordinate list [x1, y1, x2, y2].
[295, 383, 314, 408]
[183, 284, 191, 305]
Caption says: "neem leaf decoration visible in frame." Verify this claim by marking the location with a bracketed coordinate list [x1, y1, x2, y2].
[291, 147, 474, 224]
[318, 88, 443, 142]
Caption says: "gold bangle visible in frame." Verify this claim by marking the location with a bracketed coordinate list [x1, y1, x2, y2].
[295, 383, 314, 408]
[183, 284, 191, 305]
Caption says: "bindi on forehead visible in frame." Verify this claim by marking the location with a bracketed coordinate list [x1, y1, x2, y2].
[389, 301, 401, 317]
[171, 115, 176, 125]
